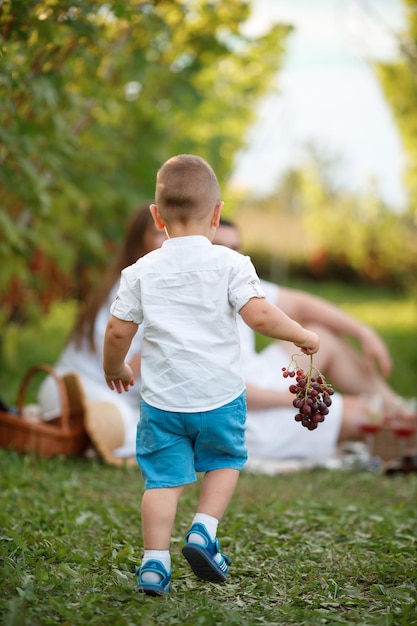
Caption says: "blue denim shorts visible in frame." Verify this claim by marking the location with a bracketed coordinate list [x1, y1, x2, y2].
[136, 392, 247, 489]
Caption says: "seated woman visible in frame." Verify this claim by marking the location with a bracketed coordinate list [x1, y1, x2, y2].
[37, 204, 166, 459]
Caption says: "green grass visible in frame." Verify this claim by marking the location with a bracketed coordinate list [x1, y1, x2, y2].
[0, 301, 78, 406]
[1, 452, 416, 625]
[1, 283, 417, 624]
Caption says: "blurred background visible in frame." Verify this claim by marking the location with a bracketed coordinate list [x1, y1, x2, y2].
[1, 0, 416, 398]
[233, 0, 406, 207]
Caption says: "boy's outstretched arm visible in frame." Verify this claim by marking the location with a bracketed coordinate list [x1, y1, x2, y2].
[239, 297, 319, 355]
[103, 315, 138, 393]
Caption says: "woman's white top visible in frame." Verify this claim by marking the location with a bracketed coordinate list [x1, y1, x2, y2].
[37, 285, 144, 458]
[55, 285, 144, 388]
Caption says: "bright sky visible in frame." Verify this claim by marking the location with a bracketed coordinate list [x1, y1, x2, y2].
[230, 0, 407, 208]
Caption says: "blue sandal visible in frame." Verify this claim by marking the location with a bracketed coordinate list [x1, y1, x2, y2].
[136, 559, 172, 596]
[182, 523, 230, 582]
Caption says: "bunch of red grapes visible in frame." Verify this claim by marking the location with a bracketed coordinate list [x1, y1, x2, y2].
[282, 356, 334, 430]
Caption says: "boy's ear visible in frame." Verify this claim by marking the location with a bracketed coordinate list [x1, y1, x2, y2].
[149, 204, 166, 231]
[212, 201, 224, 228]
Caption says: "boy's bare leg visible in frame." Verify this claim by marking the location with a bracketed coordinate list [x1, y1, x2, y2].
[141, 485, 184, 550]
[182, 468, 239, 581]
[196, 468, 240, 520]
[141, 470, 239, 550]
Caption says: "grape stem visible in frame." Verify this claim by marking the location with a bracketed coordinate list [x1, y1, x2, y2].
[304, 355, 314, 404]
[288, 353, 333, 402]
[289, 353, 328, 381]
[308, 354, 313, 378]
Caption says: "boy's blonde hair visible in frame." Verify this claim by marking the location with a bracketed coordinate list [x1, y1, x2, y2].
[155, 154, 220, 223]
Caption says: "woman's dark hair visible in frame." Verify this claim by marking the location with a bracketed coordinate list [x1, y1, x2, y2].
[70, 203, 155, 351]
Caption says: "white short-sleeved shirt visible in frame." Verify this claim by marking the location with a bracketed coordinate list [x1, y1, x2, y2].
[110, 235, 265, 412]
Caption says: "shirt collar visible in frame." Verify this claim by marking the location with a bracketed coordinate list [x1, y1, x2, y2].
[162, 235, 212, 248]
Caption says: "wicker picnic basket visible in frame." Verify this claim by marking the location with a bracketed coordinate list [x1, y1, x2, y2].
[374, 426, 417, 462]
[0, 364, 89, 457]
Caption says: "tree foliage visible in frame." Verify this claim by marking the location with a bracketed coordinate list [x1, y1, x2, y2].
[376, 0, 417, 219]
[297, 159, 417, 289]
[0, 0, 290, 329]
[237, 150, 417, 291]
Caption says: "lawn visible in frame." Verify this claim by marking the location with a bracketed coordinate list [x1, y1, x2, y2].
[0, 281, 416, 625]
[0, 452, 416, 625]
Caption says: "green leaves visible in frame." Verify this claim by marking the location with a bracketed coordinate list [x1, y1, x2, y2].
[0, 0, 289, 331]
[376, 0, 417, 222]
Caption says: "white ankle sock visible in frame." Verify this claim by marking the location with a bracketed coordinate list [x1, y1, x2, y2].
[188, 513, 219, 544]
[141, 550, 170, 583]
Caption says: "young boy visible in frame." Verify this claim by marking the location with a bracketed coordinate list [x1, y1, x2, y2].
[103, 154, 319, 596]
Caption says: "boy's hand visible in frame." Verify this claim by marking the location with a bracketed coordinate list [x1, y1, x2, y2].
[295, 330, 320, 355]
[105, 363, 134, 393]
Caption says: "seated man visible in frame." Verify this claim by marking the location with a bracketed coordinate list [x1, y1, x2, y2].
[213, 219, 407, 464]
